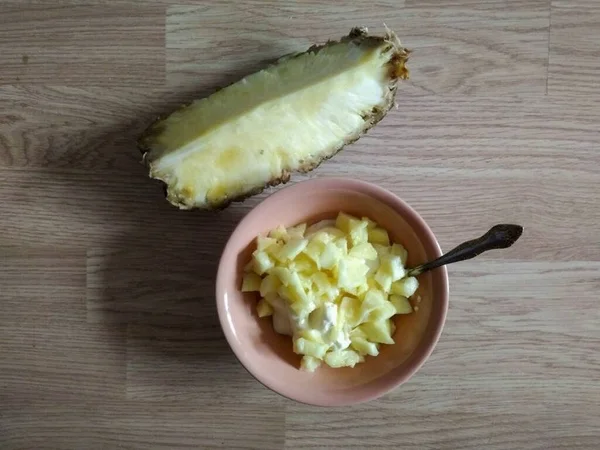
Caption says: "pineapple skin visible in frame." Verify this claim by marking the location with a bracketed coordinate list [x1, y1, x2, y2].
[139, 27, 410, 210]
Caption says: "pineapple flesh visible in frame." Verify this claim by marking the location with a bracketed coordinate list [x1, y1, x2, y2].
[139, 27, 409, 209]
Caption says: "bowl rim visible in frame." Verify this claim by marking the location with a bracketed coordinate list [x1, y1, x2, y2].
[216, 177, 449, 406]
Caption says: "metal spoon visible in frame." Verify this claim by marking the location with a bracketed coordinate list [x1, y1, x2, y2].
[405, 224, 524, 277]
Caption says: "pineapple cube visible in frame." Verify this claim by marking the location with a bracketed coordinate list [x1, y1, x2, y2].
[312, 271, 332, 293]
[324, 349, 361, 368]
[260, 274, 281, 298]
[370, 300, 397, 321]
[277, 238, 309, 261]
[391, 276, 419, 298]
[256, 298, 274, 317]
[289, 254, 317, 274]
[286, 271, 309, 303]
[358, 289, 386, 324]
[373, 244, 390, 258]
[346, 282, 369, 298]
[337, 257, 369, 290]
[360, 320, 395, 344]
[252, 250, 274, 275]
[350, 336, 379, 357]
[241, 272, 262, 292]
[390, 295, 413, 314]
[339, 296, 361, 327]
[361, 289, 387, 311]
[318, 241, 344, 270]
[350, 327, 368, 340]
[390, 243, 408, 265]
[369, 227, 390, 246]
[303, 239, 327, 268]
[362, 217, 377, 229]
[287, 223, 307, 240]
[335, 212, 359, 233]
[300, 355, 322, 372]
[348, 221, 369, 247]
[349, 242, 378, 260]
[380, 255, 406, 282]
[290, 298, 316, 317]
[374, 267, 393, 292]
[311, 228, 344, 243]
[293, 337, 328, 359]
[257, 235, 278, 252]
[269, 225, 289, 242]
[299, 329, 325, 343]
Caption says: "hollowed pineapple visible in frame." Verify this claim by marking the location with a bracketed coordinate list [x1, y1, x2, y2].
[139, 27, 410, 209]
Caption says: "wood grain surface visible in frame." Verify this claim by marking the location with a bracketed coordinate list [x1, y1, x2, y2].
[1, 1, 599, 449]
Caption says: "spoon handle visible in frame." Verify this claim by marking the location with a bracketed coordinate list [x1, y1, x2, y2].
[406, 224, 523, 277]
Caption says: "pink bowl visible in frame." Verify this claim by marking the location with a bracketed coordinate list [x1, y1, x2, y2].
[216, 178, 449, 406]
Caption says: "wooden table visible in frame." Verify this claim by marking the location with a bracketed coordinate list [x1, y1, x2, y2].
[1, 1, 599, 449]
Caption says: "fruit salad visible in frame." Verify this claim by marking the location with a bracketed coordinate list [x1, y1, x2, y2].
[241, 212, 419, 372]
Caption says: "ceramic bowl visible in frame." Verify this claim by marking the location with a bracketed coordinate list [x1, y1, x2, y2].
[216, 177, 449, 406]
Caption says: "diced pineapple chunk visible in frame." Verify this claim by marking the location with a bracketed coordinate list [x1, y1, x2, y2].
[348, 221, 369, 247]
[290, 254, 317, 274]
[362, 217, 377, 229]
[369, 227, 390, 246]
[337, 257, 369, 290]
[374, 266, 393, 292]
[324, 349, 361, 368]
[361, 289, 386, 311]
[390, 243, 408, 265]
[252, 250, 274, 275]
[370, 300, 397, 321]
[373, 244, 390, 258]
[269, 225, 289, 241]
[335, 212, 358, 233]
[241, 272, 262, 292]
[350, 336, 379, 356]
[303, 239, 326, 268]
[349, 242, 378, 260]
[391, 276, 419, 298]
[257, 235, 278, 252]
[287, 223, 307, 240]
[287, 271, 308, 302]
[299, 329, 325, 343]
[260, 274, 281, 298]
[290, 298, 316, 317]
[300, 355, 322, 372]
[318, 241, 344, 270]
[293, 337, 328, 359]
[277, 238, 309, 261]
[339, 296, 360, 327]
[256, 298, 274, 317]
[380, 254, 406, 281]
[350, 327, 368, 340]
[360, 320, 395, 344]
[390, 295, 413, 314]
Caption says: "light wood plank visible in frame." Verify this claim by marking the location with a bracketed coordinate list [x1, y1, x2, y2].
[549, 0, 600, 95]
[0, 3, 165, 87]
[1, 402, 285, 450]
[393, 0, 550, 94]
[0, 322, 127, 403]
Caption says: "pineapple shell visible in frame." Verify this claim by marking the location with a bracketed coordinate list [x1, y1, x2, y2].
[138, 27, 410, 210]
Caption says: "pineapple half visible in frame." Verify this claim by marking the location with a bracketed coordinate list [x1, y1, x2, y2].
[139, 27, 410, 209]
